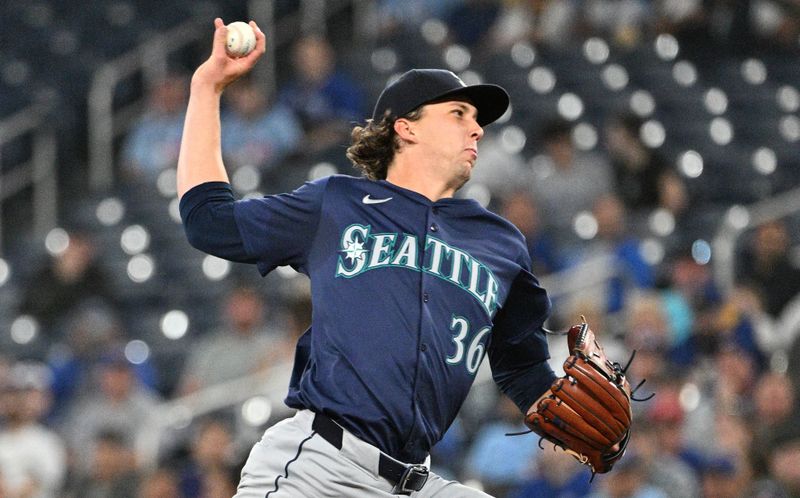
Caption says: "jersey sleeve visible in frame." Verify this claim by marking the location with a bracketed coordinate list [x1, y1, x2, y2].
[488, 268, 556, 413]
[233, 177, 328, 275]
[179, 182, 255, 263]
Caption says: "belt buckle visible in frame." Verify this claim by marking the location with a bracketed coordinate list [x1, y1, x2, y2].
[394, 464, 429, 495]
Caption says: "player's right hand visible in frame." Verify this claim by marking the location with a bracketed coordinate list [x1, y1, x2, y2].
[192, 18, 266, 94]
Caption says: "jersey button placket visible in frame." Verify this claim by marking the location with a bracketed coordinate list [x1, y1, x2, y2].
[422, 292, 429, 303]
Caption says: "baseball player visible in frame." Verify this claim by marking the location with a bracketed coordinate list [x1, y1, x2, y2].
[177, 19, 631, 497]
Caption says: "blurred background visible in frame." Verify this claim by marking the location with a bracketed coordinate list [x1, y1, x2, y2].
[1, 0, 800, 497]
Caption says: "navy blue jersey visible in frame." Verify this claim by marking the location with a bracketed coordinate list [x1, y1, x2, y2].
[181, 176, 555, 463]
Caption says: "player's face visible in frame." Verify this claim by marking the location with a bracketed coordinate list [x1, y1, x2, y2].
[412, 99, 484, 192]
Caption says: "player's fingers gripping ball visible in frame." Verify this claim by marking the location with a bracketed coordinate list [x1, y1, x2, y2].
[225, 21, 257, 57]
[525, 317, 633, 474]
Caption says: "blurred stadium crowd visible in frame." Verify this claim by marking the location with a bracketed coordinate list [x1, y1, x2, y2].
[2, 0, 800, 497]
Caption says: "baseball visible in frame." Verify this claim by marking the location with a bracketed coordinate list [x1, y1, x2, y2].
[226, 21, 256, 57]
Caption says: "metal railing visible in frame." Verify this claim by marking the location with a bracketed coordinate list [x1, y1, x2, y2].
[87, 17, 209, 191]
[137, 364, 294, 468]
[87, 0, 366, 192]
[713, 185, 800, 294]
[0, 103, 58, 254]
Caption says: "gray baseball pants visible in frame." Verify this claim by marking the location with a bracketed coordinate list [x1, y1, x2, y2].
[234, 410, 492, 497]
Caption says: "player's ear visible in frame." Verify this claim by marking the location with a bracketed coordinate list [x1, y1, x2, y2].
[394, 118, 418, 144]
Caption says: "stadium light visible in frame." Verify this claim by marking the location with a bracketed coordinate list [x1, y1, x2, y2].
[44, 228, 69, 256]
[96, 197, 125, 226]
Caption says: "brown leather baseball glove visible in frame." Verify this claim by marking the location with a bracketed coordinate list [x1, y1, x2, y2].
[525, 317, 633, 474]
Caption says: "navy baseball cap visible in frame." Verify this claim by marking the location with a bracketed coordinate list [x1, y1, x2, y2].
[372, 69, 510, 127]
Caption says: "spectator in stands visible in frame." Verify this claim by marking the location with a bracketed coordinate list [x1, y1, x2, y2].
[715, 344, 759, 418]
[771, 427, 800, 496]
[623, 293, 672, 416]
[220, 77, 302, 174]
[654, 0, 773, 55]
[529, 118, 614, 262]
[737, 220, 800, 318]
[586, 194, 656, 313]
[683, 345, 758, 458]
[277, 35, 364, 154]
[19, 229, 116, 338]
[443, 0, 502, 49]
[376, 0, 462, 39]
[508, 439, 592, 498]
[714, 284, 794, 363]
[752, 422, 800, 497]
[466, 128, 532, 199]
[645, 385, 705, 474]
[749, 0, 800, 53]
[582, 0, 653, 48]
[715, 413, 754, 471]
[629, 421, 700, 498]
[0, 361, 67, 498]
[178, 285, 284, 394]
[62, 350, 161, 474]
[463, 396, 539, 496]
[498, 190, 563, 275]
[486, 0, 580, 51]
[697, 455, 743, 498]
[652, 0, 715, 56]
[707, 285, 767, 370]
[47, 305, 157, 422]
[586, 454, 669, 498]
[178, 418, 238, 498]
[121, 73, 188, 180]
[660, 249, 721, 362]
[66, 429, 139, 498]
[136, 467, 180, 498]
[197, 468, 238, 498]
[753, 372, 797, 443]
[681, 0, 798, 54]
[751, 372, 799, 481]
[604, 112, 688, 218]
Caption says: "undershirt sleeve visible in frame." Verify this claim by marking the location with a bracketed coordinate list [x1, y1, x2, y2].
[179, 182, 254, 263]
[489, 268, 557, 413]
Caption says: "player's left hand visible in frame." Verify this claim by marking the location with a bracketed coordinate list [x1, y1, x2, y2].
[193, 18, 267, 94]
[524, 317, 634, 475]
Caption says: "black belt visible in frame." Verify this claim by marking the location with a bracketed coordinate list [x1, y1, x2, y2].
[312, 412, 429, 495]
